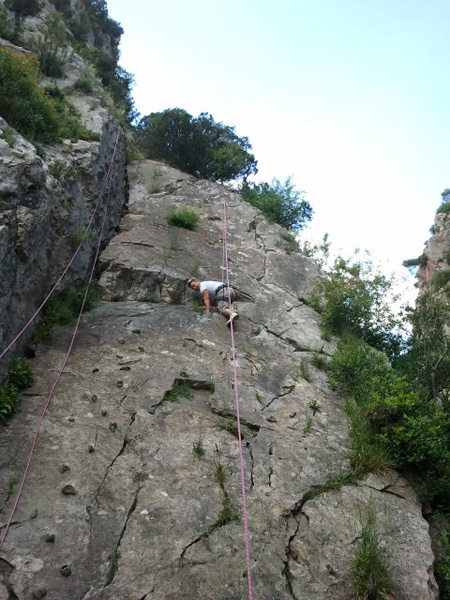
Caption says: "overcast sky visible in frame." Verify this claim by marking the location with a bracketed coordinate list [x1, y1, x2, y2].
[105, 0, 450, 300]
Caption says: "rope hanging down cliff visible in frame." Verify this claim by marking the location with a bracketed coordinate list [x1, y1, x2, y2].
[0, 128, 121, 555]
[222, 196, 254, 600]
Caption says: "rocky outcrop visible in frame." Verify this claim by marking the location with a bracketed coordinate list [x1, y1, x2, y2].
[0, 0, 128, 374]
[0, 161, 438, 599]
[0, 115, 126, 374]
[418, 209, 450, 295]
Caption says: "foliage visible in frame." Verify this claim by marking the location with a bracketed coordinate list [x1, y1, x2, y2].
[241, 177, 313, 232]
[34, 284, 101, 343]
[167, 206, 199, 230]
[163, 380, 192, 402]
[218, 417, 240, 438]
[80, 47, 137, 123]
[350, 506, 394, 600]
[135, 108, 257, 181]
[331, 337, 450, 505]
[192, 435, 205, 458]
[216, 496, 238, 527]
[0, 358, 33, 423]
[437, 189, 450, 214]
[397, 293, 450, 401]
[0, 125, 16, 147]
[432, 269, 450, 291]
[5, 0, 40, 17]
[0, 6, 16, 41]
[35, 35, 69, 77]
[0, 48, 61, 142]
[310, 255, 404, 361]
[0, 49, 98, 143]
[431, 511, 450, 600]
[276, 229, 299, 254]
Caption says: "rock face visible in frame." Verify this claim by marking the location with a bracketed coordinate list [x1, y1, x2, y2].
[0, 161, 438, 599]
[418, 209, 450, 296]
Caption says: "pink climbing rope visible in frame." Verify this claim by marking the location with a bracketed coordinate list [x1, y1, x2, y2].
[0, 127, 122, 361]
[222, 197, 254, 600]
[0, 130, 120, 555]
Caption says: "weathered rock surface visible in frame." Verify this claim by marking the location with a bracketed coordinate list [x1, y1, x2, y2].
[0, 114, 126, 376]
[418, 210, 450, 295]
[0, 161, 438, 599]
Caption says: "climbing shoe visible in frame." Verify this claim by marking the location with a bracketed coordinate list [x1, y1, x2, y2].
[227, 312, 239, 327]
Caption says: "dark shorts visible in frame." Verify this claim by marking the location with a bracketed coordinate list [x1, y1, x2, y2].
[216, 286, 235, 314]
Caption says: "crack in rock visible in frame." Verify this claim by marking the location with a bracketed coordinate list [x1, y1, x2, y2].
[104, 482, 142, 587]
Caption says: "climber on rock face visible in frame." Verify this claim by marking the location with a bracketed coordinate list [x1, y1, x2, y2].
[187, 278, 239, 326]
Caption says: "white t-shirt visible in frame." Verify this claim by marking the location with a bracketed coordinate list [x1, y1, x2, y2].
[199, 281, 224, 300]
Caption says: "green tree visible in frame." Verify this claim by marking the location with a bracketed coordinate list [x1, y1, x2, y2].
[398, 293, 450, 402]
[240, 177, 313, 231]
[135, 108, 258, 182]
[311, 255, 403, 360]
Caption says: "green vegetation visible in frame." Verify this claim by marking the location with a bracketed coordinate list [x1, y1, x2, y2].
[218, 417, 240, 438]
[276, 229, 299, 254]
[299, 361, 311, 382]
[136, 108, 257, 182]
[302, 416, 312, 435]
[310, 254, 403, 361]
[437, 189, 450, 214]
[5, 0, 40, 17]
[163, 380, 192, 402]
[35, 35, 69, 77]
[241, 177, 313, 231]
[167, 206, 199, 230]
[0, 125, 16, 148]
[0, 358, 33, 423]
[192, 435, 205, 458]
[34, 284, 101, 343]
[350, 506, 394, 600]
[216, 496, 238, 527]
[214, 456, 228, 486]
[432, 269, 450, 291]
[0, 48, 99, 143]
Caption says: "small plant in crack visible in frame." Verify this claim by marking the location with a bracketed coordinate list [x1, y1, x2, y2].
[7, 474, 18, 497]
[311, 350, 328, 370]
[208, 376, 215, 394]
[169, 234, 180, 251]
[350, 506, 394, 600]
[308, 398, 321, 416]
[163, 380, 192, 402]
[303, 416, 313, 435]
[215, 455, 228, 487]
[216, 496, 238, 527]
[268, 443, 274, 455]
[300, 361, 311, 382]
[218, 417, 240, 438]
[192, 435, 205, 458]
[179, 366, 188, 377]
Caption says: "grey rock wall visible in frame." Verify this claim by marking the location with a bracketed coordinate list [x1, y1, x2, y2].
[0, 115, 126, 375]
[0, 161, 438, 599]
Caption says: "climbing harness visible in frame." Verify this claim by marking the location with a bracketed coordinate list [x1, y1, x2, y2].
[221, 197, 254, 599]
[0, 128, 121, 555]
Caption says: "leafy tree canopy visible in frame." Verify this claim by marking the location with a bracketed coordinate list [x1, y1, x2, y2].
[310, 254, 404, 360]
[240, 177, 313, 231]
[135, 108, 258, 182]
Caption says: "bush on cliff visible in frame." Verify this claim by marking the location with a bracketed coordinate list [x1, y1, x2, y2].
[0, 48, 61, 142]
[240, 177, 313, 232]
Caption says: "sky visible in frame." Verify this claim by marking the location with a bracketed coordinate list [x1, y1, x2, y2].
[105, 0, 450, 303]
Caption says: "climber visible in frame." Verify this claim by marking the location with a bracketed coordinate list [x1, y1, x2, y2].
[187, 278, 239, 325]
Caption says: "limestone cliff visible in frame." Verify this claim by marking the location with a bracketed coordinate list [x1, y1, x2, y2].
[418, 207, 450, 296]
[0, 0, 127, 374]
[0, 161, 438, 599]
